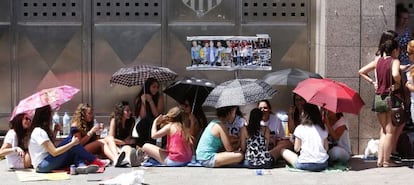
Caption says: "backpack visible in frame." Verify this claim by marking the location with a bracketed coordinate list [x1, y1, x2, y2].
[245, 131, 273, 168]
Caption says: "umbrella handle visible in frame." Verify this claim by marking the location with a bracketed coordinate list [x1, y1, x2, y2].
[192, 87, 198, 113]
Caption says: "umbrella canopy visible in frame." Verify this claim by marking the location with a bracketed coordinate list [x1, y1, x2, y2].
[263, 68, 322, 86]
[10, 85, 80, 121]
[203, 78, 277, 108]
[293, 78, 365, 115]
[164, 76, 216, 106]
[110, 65, 178, 87]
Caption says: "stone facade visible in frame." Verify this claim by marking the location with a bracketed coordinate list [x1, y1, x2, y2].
[315, 0, 396, 154]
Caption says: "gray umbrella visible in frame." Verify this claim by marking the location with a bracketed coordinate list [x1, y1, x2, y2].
[203, 78, 277, 108]
[263, 68, 322, 87]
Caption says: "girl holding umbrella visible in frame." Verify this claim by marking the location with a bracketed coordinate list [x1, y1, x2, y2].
[135, 78, 164, 147]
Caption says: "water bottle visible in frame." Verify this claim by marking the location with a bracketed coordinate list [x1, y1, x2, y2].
[62, 112, 71, 135]
[100, 126, 108, 138]
[52, 112, 60, 135]
[156, 138, 162, 147]
[94, 119, 101, 136]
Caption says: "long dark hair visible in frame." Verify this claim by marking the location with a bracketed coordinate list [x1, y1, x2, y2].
[134, 77, 160, 117]
[301, 103, 325, 130]
[376, 30, 398, 56]
[292, 93, 303, 126]
[111, 101, 135, 138]
[10, 113, 29, 151]
[379, 39, 400, 57]
[29, 105, 54, 142]
[216, 106, 237, 119]
[247, 108, 263, 137]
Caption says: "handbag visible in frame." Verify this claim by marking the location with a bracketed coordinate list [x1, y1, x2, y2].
[390, 93, 408, 126]
[373, 94, 391, 112]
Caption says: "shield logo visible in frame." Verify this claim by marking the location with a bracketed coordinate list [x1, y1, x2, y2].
[182, 0, 222, 17]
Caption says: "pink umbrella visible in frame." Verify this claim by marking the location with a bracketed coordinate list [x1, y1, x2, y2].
[10, 85, 80, 121]
[293, 78, 365, 115]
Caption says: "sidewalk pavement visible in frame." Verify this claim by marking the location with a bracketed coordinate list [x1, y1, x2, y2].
[1, 156, 413, 185]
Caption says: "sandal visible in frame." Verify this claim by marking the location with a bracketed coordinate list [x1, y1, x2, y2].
[376, 162, 383, 168]
[382, 161, 400, 168]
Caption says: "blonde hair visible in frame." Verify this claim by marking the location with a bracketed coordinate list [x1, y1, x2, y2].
[408, 40, 414, 78]
[165, 107, 193, 145]
[72, 103, 93, 136]
[408, 40, 414, 54]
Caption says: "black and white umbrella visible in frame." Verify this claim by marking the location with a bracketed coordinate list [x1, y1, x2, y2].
[263, 68, 322, 87]
[203, 78, 277, 108]
[110, 65, 178, 87]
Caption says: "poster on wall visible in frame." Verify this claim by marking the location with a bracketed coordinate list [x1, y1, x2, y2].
[186, 34, 271, 71]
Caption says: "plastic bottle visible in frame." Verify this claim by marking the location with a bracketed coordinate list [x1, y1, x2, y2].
[156, 138, 162, 147]
[255, 169, 271, 175]
[52, 112, 60, 135]
[100, 127, 108, 138]
[62, 112, 71, 135]
[94, 119, 101, 136]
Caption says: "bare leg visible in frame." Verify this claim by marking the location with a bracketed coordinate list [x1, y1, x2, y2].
[281, 149, 298, 167]
[376, 112, 387, 166]
[392, 123, 405, 154]
[214, 151, 243, 167]
[104, 136, 121, 155]
[383, 119, 396, 165]
[24, 152, 32, 168]
[269, 139, 293, 160]
[142, 143, 168, 165]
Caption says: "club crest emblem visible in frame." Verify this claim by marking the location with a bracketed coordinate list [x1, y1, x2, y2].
[182, 0, 222, 17]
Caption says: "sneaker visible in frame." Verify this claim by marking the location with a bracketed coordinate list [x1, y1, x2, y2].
[75, 164, 99, 174]
[91, 159, 110, 168]
[130, 148, 145, 167]
[115, 151, 130, 167]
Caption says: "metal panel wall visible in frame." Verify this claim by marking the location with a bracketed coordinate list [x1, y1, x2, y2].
[2, 0, 312, 128]
[9, 0, 85, 131]
[0, 1, 11, 130]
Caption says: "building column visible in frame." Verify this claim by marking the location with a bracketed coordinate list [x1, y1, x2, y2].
[315, 0, 395, 154]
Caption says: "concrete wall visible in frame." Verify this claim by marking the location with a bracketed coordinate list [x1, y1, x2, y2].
[315, 0, 396, 154]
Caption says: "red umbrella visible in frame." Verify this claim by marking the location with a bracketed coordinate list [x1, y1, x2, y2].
[292, 78, 365, 115]
[10, 85, 80, 121]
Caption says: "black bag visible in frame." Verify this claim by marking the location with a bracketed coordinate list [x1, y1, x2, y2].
[397, 131, 414, 158]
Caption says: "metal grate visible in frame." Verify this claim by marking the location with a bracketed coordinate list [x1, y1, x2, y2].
[18, 0, 82, 22]
[93, 0, 161, 22]
[242, 0, 307, 23]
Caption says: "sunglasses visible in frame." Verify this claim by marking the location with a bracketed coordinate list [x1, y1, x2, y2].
[24, 117, 31, 121]
[407, 52, 414, 56]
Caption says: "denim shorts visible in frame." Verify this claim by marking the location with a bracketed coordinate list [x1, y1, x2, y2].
[294, 160, 328, 172]
[164, 157, 189, 167]
[198, 154, 216, 168]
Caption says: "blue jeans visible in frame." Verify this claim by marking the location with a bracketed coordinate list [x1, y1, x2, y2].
[294, 160, 328, 172]
[36, 135, 96, 173]
[198, 154, 216, 168]
[165, 157, 189, 167]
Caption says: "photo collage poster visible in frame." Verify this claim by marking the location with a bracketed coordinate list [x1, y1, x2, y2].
[186, 34, 272, 71]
